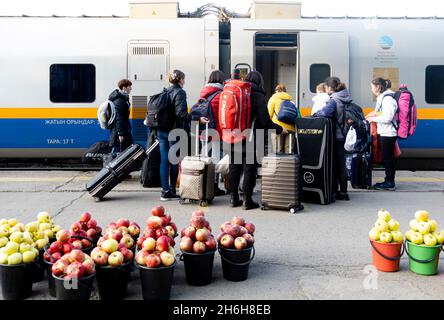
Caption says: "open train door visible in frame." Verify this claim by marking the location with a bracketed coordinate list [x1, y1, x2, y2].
[299, 31, 349, 114]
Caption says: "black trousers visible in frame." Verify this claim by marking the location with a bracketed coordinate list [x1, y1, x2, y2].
[228, 142, 257, 197]
[380, 136, 397, 183]
[333, 140, 348, 194]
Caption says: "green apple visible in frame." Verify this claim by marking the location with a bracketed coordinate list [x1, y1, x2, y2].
[32, 248, 39, 257]
[4, 242, 20, 255]
[44, 230, 54, 239]
[415, 210, 429, 222]
[8, 218, 18, 227]
[35, 238, 48, 250]
[19, 243, 33, 254]
[428, 220, 438, 233]
[391, 231, 404, 243]
[409, 219, 419, 232]
[22, 251, 36, 264]
[417, 221, 431, 235]
[25, 221, 39, 233]
[434, 230, 444, 244]
[9, 232, 24, 243]
[0, 226, 9, 238]
[405, 230, 414, 241]
[377, 210, 391, 222]
[33, 231, 46, 240]
[410, 232, 424, 245]
[7, 252, 22, 265]
[0, 237, 8, 248]
[0, 219, 8, 225]
[0, 253, 8, 264]
[388, 219, 400, 231]
[375, 219, 389, 232]
[52, 225, 62, 233]
[424, 234, 437, 246]
[369, 228, 380, 241]
[379, 232, 393, 243]
[39, 223, 51, 231]
[37, 212, 50, 223]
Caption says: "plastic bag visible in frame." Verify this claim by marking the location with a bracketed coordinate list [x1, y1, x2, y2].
[216, 154, 230, 175]
[344, 127, 357, 152]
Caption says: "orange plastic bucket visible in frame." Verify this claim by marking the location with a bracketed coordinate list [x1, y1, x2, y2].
[370, 239, 404, 272]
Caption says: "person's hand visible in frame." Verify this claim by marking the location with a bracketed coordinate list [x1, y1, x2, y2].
[366, 111, 376, 119]
[199, 117, 209, 124]
[118, 136, 125, 143]
[281, 128, 288, 135]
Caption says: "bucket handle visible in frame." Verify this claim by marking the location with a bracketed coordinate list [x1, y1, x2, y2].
[218, 246, 255, 266]
[404, 241, 443, 264]
[43, 244, 60, 263]
[369, 240, 404, 261]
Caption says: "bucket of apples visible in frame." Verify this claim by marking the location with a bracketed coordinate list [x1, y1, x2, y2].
[179, 210, 217, 286]
[91, 236, 134, 300]
[217, 216, 256, 282]
[135, 206, 177, 300]
[404, 210, 444, 276]
[0, 218, 40, 300]
[51, 249, 95, 300]
[368, 209, 404, 272]
[71, 212, 103, 247]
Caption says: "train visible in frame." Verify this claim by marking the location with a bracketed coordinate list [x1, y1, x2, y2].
[1, 3, 443, 167]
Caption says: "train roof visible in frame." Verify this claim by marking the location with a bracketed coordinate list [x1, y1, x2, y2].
[1, 15, 444, 19]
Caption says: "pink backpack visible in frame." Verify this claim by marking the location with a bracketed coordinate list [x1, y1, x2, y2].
[386, 85, 417, 139]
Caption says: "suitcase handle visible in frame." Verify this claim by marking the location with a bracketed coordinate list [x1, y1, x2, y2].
[195, 122, 209, 157]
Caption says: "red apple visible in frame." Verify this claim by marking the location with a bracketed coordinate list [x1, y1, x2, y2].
[63, 243, 73, 254]
[120, 235, 135, 249]
[146, 254, 161, 268]
[80, 212, 91, 222]
[160, 217, 169, 227]
[87, 219, 97, 229]
[195, 228, 210, 242]
[116, 218, 130, 228]
[151, 205, 165, 217]
[228, 224, 241, 238]
[108, 251, 124, 267]
[180, 228, 186, 237]
[242, 233, 255, 247]
[56, 229, 71, 243]
[86, 229, 97, 239]
[217, 232, 227, 243]
[160, 251, 175, 267]
[147, 216, 163, 229]
[81, 239, 92, 249]
[52, 252, 62, 262]
[82, 259, 95, 275]
[180, 237, 193, 252]
[220, 234, 234, 249]
[239, 226, 248, 236]
[193, 241, 206, 254]
[184, 226, 196, 239]
[69, 249, 85, 263]
[128, 225, 140, 237]
[221, 222, 232, 233]
[165, 215, 172, 224]
[205, 238, 217, 251]
[49, 241, 63, 254]
[65, 262, 85, 279]
[169, 237, 175, 248]
[119, 247, 134, 262]
[108, 230, 123, 242]
[192, 210, 205, 218]
[144, 228, 157, 239]
[191, 216, 205, 229]
[130, 221, 140, 228]
[203, 220, 210, 229]
[52, 260, 68, 276]
[234, 237, 247, 250]
[71, 240, 83, 250]
[118, 226, 129, 235]
[169, 222, 178, 234]
[245, 223, 255, 235]
[95, 226, 102, 235]
[107, 223, 117, 230]
[137, 236, 146, 249]
[156, 236, 170, 252]
[231, 216, 245, 226]
[155, 228, 168, 239]
[135, 250, 149, 266]
[70, 222, 82, 234]
[165, 225, 176, 238]
[79, 221, 88, 231]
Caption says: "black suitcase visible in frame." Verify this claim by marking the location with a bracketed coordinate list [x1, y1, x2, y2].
[86, 144, 149, 201]
[295, 117, 334, 205]
[350, 150, 372, 189]
[140, 131, 161, 188]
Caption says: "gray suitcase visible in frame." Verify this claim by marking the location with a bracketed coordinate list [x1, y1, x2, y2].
[179, 124, 215, 207]
[261, 135, 304, 214]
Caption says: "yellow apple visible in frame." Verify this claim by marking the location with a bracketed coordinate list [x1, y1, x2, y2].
[369, 228, 381, 241]
[8, 218, 18, 227]
[35, 238, 48, 250]
[405, 230, 413, 241]
[37, 212, 50, 223]
[391, 231, 404, 243]
[388, 219, 400, 231]
[52, 225, 62, 233]
[424, 234, 437, 246]
[417, 221, 431, 235]
[434, 230, 444, 244]
[39, 223, 51, 231]
[9, 232, 24, 243]
[410, 232, 424, 245]
[415, 210, 429, 222]
[4, 242, 20, 255]
[19, 243, 33, 254]
[33, 231, 46, 240]
[0, 219, 8, 225]
[0, 226, 9, 238]
[0, 237, 8, 248]
[7, 252, 22, 265]
[10, 223, 25, 233]
[379, 232, 393, 243]
[377, 210, 391, 222]
[22, 251, 36, 264]
[25, 222, 39, 233]
[44, 230, 54, 239]
[0, 253, 8, 264]
[428, 220, 438, 233]
[409, 220, 419, 232]
[375, 219, 389, 232]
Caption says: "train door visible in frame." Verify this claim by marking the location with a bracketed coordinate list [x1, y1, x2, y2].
[299, 32, 349, 113]
[127, 40, 170, 144]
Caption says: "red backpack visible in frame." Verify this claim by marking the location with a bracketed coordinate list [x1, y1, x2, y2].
[219, 80, 252, 144]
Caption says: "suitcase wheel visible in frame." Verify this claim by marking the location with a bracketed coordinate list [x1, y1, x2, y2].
[94, 197, 102, 202]
[260, 205, 266, 211]
[179, 199, 186, 205]
[199, 200, 208, 207]
[290, 204, 304, 214]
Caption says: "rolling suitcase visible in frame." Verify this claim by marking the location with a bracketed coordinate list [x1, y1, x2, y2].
[140, 130, 161, 188]
[86, 142, 158, 201]
[261, 135, 304, 214]
[350, 150, 372, 189]
[295, 117, 334, 205]
[179, 124, 215, 207]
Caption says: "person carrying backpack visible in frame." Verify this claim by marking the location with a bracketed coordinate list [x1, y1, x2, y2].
[267, 83, 297, 153]
[108, 79, 133, 152]
[366, 78, 398, 191]
[314, 77, 352, 201]
[226, 71, 284, 210]
[198, 70, 226, 196]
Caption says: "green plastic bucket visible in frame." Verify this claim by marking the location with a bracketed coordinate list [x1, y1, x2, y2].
[405, 240, 442, 276]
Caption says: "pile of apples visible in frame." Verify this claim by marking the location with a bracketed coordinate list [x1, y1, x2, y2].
[136, 206, 177, 250]
[70, 212, 102, 240]
[43, 229, 86, 263]
[91, 238, 134, 267]
[0, 222, 40, 265]
[24, 212, 62, 244]
[51, 249, 95, 280]
[218, 216, 255, 250]
[98, 218, 140, 251]
[369, 209, 404, 243]
[179, 210, 217, 254]
[405, 210, 444, 246]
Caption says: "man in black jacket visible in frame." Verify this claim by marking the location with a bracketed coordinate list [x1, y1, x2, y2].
[109, 79, 133, 152]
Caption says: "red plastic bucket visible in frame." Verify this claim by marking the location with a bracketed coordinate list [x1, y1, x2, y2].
[370, 239, 404, 272]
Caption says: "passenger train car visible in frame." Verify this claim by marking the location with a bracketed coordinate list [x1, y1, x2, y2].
[1, 9, 443, 165]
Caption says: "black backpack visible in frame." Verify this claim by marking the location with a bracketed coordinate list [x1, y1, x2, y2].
[342, 102, 371, 152]
[82, 141, 112, 163]
[146, 88, 174, 130]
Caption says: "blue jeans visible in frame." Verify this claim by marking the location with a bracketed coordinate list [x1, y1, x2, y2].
[156, 130, 179, 193]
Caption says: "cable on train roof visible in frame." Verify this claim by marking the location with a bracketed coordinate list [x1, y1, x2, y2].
[179, 3, 251, 20]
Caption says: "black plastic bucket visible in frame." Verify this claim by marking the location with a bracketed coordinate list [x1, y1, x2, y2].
[32, 250, 45, 283]
[92, 234, 102, 247]
[138, 262, 175, 300]
[0, 263, 35, 300]
[218, 246, 255, 282]
[43, 259, 56, 297]
[53, 273, 95, 300]
[96, 262, 131, 300]
[180, 250, 215, 286]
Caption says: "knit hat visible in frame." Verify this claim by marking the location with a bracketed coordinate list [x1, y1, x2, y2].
[231, 68, 241, 80]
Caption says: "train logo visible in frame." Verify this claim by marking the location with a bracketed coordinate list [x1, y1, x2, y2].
[379, 35, 394, 50]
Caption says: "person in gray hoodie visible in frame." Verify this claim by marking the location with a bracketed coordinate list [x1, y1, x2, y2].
[314, 77, 352, 201]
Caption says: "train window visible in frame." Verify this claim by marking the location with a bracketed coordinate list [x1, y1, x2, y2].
[50, 64, 96, 103]
[310, 64, 331, 93]
[425, 65, 444, 104]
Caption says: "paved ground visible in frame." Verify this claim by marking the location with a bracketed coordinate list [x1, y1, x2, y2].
[0, 169, 443, 300]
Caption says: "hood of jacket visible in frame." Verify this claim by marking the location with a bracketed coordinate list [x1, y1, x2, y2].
[109, 89, 128, 102]
[273, 92, 293, 101]
[200, 83, 223, 99]
[250, 82, 266, 96]
[331, 89, 352, 104]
